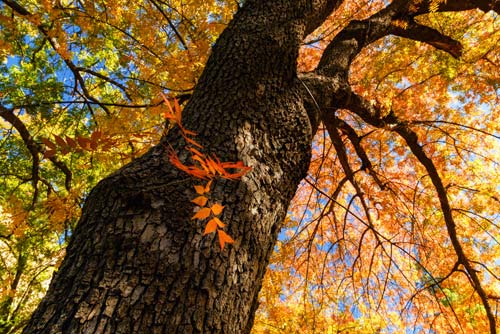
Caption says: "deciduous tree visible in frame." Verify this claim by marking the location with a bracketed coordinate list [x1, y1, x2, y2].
[0, 0, 499, 333]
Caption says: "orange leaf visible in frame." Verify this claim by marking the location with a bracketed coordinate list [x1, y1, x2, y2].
[192, 154, 208, 169]
[217, 229, 234, 250]
[188, 168, 210, 179]
[191, 196, 208, 206]
[204, 180, 212, 193]
[192, 207, 211, 220]
[161, 93, 175, 116]
[211, 203, 224, 215]
[194, 185, 206, 195]
[210, 217, 225, 228]
[187, 146, 205, 159]
[207, 158, 225, 175]
[184, 135, 203, 148]
[169, 149, 209, 179]
[206, 158, 216, 175]
[219, 161, 252, 179]
[203, 219, 218, 235]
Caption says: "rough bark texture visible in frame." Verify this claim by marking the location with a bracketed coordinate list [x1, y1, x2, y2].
[22, 1, 339, 333]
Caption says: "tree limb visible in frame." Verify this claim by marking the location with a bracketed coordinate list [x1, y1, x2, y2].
[0, 105, 72, 197]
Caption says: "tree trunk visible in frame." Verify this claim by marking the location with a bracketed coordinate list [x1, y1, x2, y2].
[23, 1, 339, 333]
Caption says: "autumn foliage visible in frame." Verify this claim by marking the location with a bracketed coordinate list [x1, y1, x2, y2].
[163, 97, 250, 249]
[1, 0, 500, 333]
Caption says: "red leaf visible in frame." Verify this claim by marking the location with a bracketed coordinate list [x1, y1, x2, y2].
[91, 130, 102, 142]
[65, 136, 78, 149]
[77, 136, 91, 150]
[41, 138, 56, 150]
[53, 135, 67, 148]
[43, 149, 56, 158]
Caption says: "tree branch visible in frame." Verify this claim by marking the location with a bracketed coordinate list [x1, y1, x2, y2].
[0, 105, 72, 197]
[316, 0, 500, 77]
[0, 105, 41, 205]
[148, 0, 189, 50]
[334, 88, 498, 334]
[3, 0, 112, 114]
[391, 19, 463, 59]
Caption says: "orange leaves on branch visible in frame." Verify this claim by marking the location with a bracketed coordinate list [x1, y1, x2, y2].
[41, 131, 115, 158]
[169, 149, 252, 180]
[191, 182, 233, 250]
[165, 95, 245, 250]
[164, 95, 251, 181]
[161, 94, 201, 148]
[204, 217, 226, 235]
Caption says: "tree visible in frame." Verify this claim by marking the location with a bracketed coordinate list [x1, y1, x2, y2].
[0, 0, 499, 333]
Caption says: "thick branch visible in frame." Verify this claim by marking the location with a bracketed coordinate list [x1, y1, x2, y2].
[316, 0, 500, 77]
[410, 0, 500, 15]
[395, 125, 496, 334]
[391, 19, 463, 58]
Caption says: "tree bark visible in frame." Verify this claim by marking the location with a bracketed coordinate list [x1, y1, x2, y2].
[22, 1, 339, 333]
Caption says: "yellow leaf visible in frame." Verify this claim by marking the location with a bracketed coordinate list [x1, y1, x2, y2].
[211, 203, 224, 215]
[192, 207, 211, 220]
[203, 219, 218, 235]
[217, 229, 234, 250]
[191, 196, 208, 207]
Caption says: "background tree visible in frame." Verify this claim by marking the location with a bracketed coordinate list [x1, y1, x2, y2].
[0, 0, 499, 333]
